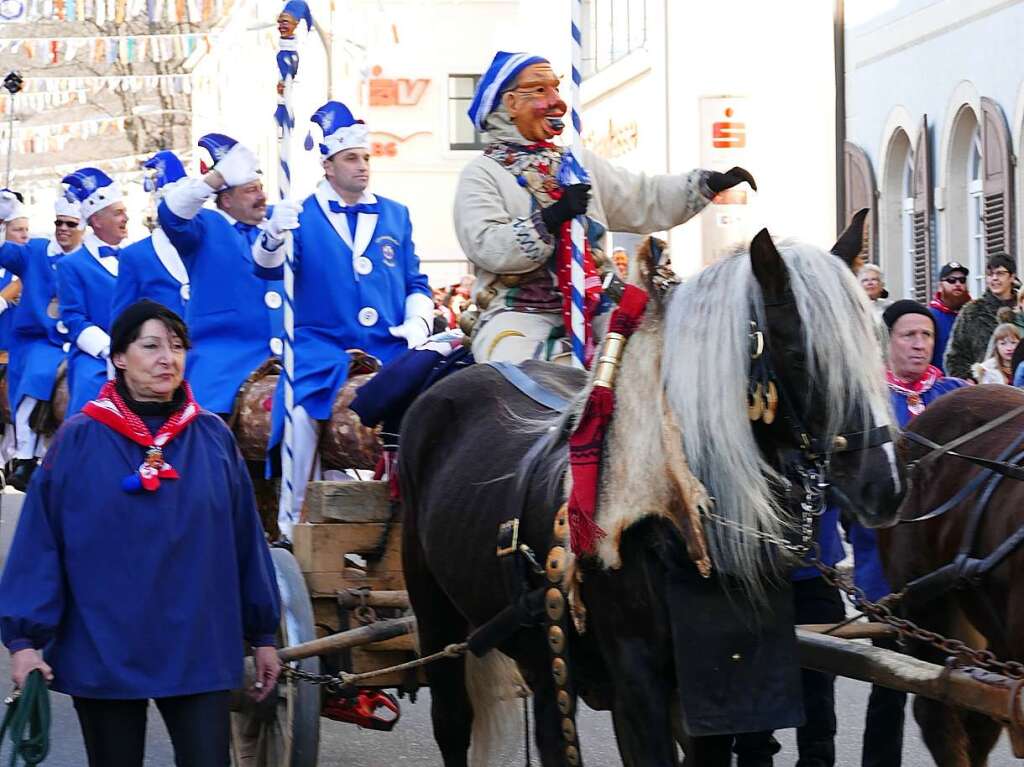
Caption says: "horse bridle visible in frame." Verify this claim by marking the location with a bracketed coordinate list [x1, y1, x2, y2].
[747, 302, 894, 536]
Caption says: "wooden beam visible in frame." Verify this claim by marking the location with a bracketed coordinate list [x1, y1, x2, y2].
[797, 629, 1024, 730]
[278, 616, 416, 662]
[336, 590, 410, 609]
[797, 622, 897, 641]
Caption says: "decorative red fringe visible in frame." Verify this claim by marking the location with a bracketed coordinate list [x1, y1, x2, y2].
[566, 284, 650, 554]
[556, 219, 603, 365]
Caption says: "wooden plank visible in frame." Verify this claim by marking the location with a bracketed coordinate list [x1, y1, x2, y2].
[798, 623, 897, 641]
[797, 629, 1024, 729]
[303, 481, 391, 523]
[292, 522, 402, 574]
[305, 570, 407, 595]
[360, 634, 417, 653]
[336, 590, 410, 609]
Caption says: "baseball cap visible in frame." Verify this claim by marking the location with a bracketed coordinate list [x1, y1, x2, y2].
[939, 262, 969, 280]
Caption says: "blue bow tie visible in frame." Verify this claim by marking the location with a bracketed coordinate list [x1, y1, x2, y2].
[98, 246, 119, 258]
[328, 201, 379, 215]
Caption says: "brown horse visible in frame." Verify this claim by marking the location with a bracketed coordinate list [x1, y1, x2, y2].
[881, 383, 1024, 766]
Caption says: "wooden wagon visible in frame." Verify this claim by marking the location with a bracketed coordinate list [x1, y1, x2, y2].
[229, 476, 1024, 765]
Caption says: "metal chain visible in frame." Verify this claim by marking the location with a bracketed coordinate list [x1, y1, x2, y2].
[280, 642, 468, 692]
[701, 509, 1024, 681]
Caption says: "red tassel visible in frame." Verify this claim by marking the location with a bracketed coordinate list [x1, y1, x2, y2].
[567, 385, 615, 554]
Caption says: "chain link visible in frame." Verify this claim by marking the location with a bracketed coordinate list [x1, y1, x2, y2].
[701, 509, 1024, 681]
[279, 642, 468, 692]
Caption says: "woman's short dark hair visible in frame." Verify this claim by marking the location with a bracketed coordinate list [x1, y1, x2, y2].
[110, 300, 191, 356]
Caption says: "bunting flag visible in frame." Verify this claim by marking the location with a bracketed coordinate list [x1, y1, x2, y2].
[0, 33, 218, 66]
[0, 73, 208, 111]
[0, 0, 228, 21]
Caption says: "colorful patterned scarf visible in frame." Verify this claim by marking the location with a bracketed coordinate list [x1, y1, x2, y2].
[885, 365, 941, 416]
[83, 380, 201, 493]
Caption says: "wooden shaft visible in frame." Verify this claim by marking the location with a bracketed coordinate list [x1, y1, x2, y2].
[336, 590, 410, 609]
[797, 629, 1023, 726]
[797, 623, 897, 641]
[278, 616, 416, 662]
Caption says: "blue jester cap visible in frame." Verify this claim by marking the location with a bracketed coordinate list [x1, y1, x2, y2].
[198, 132, 259, 188]
[310, 101, 368, 159]
[467, 51, 549, 131]
[61, 167, 122, 219]
[280, 0, 312, 31]
[142, 150, 186, 193]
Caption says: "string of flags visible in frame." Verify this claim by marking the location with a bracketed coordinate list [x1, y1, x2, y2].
[0, 0, 234, 25]
[0, 32, 217, 66]
[0, 114, 132, 154]
[0, 73, 205, 110]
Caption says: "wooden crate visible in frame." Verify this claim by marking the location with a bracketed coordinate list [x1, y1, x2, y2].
[292, 481, 416, 687]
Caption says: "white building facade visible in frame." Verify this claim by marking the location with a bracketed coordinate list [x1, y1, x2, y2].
[844, 0, 1024, 301]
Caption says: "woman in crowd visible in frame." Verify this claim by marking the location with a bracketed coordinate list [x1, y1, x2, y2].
[972, 315, 1022, 384]
[0, 299, 281, 767]
[858, 263, 892, 322]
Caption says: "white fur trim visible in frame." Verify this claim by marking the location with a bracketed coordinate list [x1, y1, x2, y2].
[54, 196, 82, 223]
[76, 324, 111, 358]
[322, 123, 370, 157]
[80, 184, 122, 219]
[151, 228, 188, 286]
[253, 232, 286, 269]
[3, 202, 25, 223]
[164, 178, 216, 220]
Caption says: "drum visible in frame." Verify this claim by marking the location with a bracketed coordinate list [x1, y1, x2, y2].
[231, 352, 383, 470]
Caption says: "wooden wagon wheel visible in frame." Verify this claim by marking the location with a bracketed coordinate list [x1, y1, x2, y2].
[230, 548, 321, 767]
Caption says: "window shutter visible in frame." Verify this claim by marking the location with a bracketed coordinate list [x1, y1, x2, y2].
[843, 141, 877, 262]
[912, 116, 933, 303]
[980, 96, 1014, 257]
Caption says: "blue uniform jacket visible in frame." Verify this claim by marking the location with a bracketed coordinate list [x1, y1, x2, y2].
[56, 239, 118, 415]
[255, 185, 430, 450]
[929, 298, 960, 372]
[158, 204, 283, 414]
[0, 408, 280, 699]
[850, 377, 969, 601]
[0, 238, 67, 408]
[111, 229, 189, 323]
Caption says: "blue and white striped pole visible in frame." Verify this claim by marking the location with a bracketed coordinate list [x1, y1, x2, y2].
[275, 24, 300, 536]
[568, 0, 586, 369]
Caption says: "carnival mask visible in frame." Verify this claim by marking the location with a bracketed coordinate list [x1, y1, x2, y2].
[277, 12, 300, 38]
[503, 63, 567, 143]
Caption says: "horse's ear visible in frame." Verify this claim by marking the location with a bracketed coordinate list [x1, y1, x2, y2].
[750, 228, 789, 298]
[831, 208, 869, 269]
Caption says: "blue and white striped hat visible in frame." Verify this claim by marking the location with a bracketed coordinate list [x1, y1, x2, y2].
[310, 101, 368, 158]
[467, 51, 548, 131]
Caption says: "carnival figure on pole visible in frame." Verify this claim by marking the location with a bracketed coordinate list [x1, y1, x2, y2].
[253, 100, 431, 538]
[456, 51, 756, 364]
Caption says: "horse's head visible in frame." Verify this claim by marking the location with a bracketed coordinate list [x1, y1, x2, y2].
[747, 228, 905, 531]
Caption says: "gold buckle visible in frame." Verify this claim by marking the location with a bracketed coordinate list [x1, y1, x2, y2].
[496, 519, 520, 557]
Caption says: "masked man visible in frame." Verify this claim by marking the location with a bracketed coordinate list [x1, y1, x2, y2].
[112, 151, 190, 322]
[253, 100, 431, 538]
[158, 133, 284, 416]
[57, 168, 129, 415]
[0, 193, 83, 488]
[456, 51, 755, 363]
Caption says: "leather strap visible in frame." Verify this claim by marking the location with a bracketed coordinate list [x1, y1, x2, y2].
[486, 361, 570, 412]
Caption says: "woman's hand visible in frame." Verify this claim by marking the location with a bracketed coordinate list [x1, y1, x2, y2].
[10, 649, 52, 688]
[250, 646, 281, 702]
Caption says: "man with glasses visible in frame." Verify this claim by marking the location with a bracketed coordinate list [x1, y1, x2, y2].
[928, 262, 971, 372]
[0, 193, 84, 489]
[945, 254, 1017, 379]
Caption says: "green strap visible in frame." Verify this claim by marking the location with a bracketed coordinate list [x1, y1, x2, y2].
[0, 671, 49, 766]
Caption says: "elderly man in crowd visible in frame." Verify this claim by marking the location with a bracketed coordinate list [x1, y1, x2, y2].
[928, 261, 970, 372]
[850, 299, 967, 767]
[455, 50, 754, 364]
[945, 253, 1016, 378]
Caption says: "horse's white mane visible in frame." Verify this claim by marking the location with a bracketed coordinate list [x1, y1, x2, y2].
[659, 239, 890, 590]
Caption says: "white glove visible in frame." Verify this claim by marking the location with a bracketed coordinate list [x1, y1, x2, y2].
[0, 297, 9, 314]
[388, 293, 435, 349]
[265, 200, 302, 243]
[0, 191, 19, 223]
[214, 143, 260, 188]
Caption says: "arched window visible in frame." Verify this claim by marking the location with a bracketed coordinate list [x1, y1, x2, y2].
[945, 104, 980, 283]
[967, 127, 986, 294]
[901, 155, 915, 298]
[881, 125, 913, 298]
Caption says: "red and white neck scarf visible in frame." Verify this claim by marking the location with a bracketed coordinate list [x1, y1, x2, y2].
[885, 365, 941, 416]
[82, 380, 201, 493]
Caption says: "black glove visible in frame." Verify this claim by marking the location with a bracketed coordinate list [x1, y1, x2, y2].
[541, 183, 591, 234]
[706, 166, 758, 194]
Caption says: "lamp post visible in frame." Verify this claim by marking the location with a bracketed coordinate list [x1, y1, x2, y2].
[3, 71, 23, 187]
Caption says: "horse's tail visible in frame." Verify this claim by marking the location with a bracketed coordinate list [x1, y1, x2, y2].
[465, 649, 527, 767]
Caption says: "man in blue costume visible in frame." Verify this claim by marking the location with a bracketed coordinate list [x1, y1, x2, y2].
[112, 151, 190, 322]
[56, 167, 129, 415]
[158, 133, 284, 416]
[0, 192, 83, 489]
[253, 100, 431, 538]
[850, 299, 967, 767]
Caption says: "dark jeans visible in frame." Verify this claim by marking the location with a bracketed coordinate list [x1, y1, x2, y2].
[733, 576, 846, 767]
[861, 634, 906, 767]
[73, 690, 231, 767]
